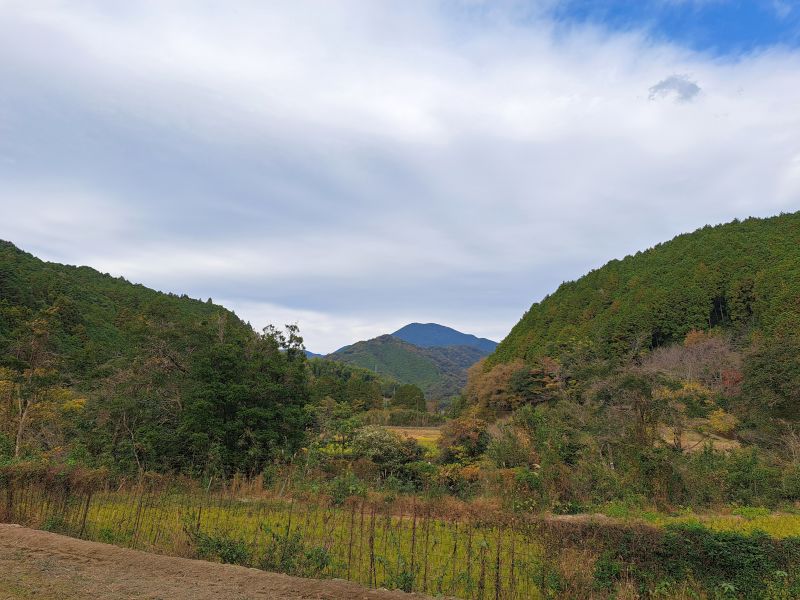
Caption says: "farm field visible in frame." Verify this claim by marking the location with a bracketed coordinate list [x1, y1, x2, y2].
[4, 480, 546, 599]
[385, 427, 442, 452]
[594, 503, 800, 538]
[4, 474, 800, 599]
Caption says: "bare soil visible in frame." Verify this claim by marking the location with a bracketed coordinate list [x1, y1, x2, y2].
[0, 524, 434, 600]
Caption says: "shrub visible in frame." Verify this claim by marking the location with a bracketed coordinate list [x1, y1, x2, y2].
[781, 464, 800, 501]
[0, 433, 13, 461]
[392, 384, 426, 412]
[593, 551, 624, 590]
[259, 525, 332, 578]
[190, 530, 252, 565]
[486, 425, 534, 469]
[732, 506, 770, 520]
[378, 555, 418, 592]
[41, 515, 68, 534]
[386, 409, 442, 427]
[350, 426, 423, 480]
[360, 409, 443, 427]
[437, 418, 490, 464]
[543, 520, 800, 598]
[656, 524, 800, 598]
[435, 463, 482, 499]
[328, 471, 366, 505]
[709, 409, 738, 436]
[726, 449, 781, 506]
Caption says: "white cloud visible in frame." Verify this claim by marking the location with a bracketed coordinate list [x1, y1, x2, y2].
[1, 1, 799, 352]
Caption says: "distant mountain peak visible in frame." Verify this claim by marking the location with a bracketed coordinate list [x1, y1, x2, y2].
[327, 332, 490, 399]
[391, 322, 498, 353]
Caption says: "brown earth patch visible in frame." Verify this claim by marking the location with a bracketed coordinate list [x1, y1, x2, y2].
[0, 524, 436, 600]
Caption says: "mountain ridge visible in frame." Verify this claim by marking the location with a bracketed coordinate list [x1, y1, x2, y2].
[391, 322, 497, 353]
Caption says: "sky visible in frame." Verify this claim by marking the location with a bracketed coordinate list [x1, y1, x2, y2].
[1, 1, 800, 354]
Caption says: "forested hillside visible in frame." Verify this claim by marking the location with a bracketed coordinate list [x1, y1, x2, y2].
[492, 212, 800, 366]
[328, 334, 487, 399]
[0, 241, 439, 475]
[0, 241, 250, 375]
[0, 241, 311, 475]
[456, 212, 800, 514]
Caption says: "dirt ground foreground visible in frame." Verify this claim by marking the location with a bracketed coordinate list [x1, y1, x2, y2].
[0, 524, 438, 600]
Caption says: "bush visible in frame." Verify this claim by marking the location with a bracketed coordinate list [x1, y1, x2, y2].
[437, 418, 489, 464]
[41, 515, 68, 534]
[726, 449, 781, 506]
[378, 555, 418, 592]
[350, 426, 423, 480]
[392, 384, 426, 412]
[656, 524, 800, 598]
[398, 460, 438, 491]
[386, 410, 443, 427]
[328, 471, 366, 505]
[259, 525, 332, 578]
[435, 463, 482, 499]
[731, 506, 770, 520]
[593, 551, 623, 590]
[486, 425, 534, 469]
[190, 530, 252, 565]
[0, 433, 13, 461]
[543, 520, 800, 598]
[781, 464, 800, 501]
[361, 409, 443, 427]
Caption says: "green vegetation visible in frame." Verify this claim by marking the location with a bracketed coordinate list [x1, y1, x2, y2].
[493, 212, 800, 365]
[4, 467, 800, 599]
[0, 241, 308, 475]
[455, 212, 800, 515]
[329, 334, 488, 399]
[3, 212, 800, 598]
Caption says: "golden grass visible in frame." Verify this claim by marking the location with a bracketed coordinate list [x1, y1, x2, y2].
[385, 426, 442, 444]
[657, 511, 800, 538]
[14, 487, 546, 599]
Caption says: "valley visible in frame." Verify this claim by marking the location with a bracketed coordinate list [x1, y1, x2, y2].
[2, 212, 800, 598]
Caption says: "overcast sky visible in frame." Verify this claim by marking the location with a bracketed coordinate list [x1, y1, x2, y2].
[2, 1, 800, 353]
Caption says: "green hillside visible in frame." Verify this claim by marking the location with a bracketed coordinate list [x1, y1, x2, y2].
[328, 335, 487, 399]
[308, 356, 399, 407]
[330, 335, 440, 389]
[0, 241, 310, 475]
[491, 212, 800, 366]
[0, 241, 249, 378]
[456, 211, 800, 517]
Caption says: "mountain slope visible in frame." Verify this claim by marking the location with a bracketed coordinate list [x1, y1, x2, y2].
[0, 241, 311, 474]
[490, 212, 800, 366]
[0, 240, 249, 378]
[327, 335, 487, 399]
[391, 323, 497, 352]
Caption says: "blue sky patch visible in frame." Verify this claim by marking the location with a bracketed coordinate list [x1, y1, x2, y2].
[551, 0, 800, 55]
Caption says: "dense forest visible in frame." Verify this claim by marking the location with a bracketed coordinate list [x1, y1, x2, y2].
[493, 212, 800, 365]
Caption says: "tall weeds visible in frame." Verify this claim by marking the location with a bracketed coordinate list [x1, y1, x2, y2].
[1, 465, 798, 599]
